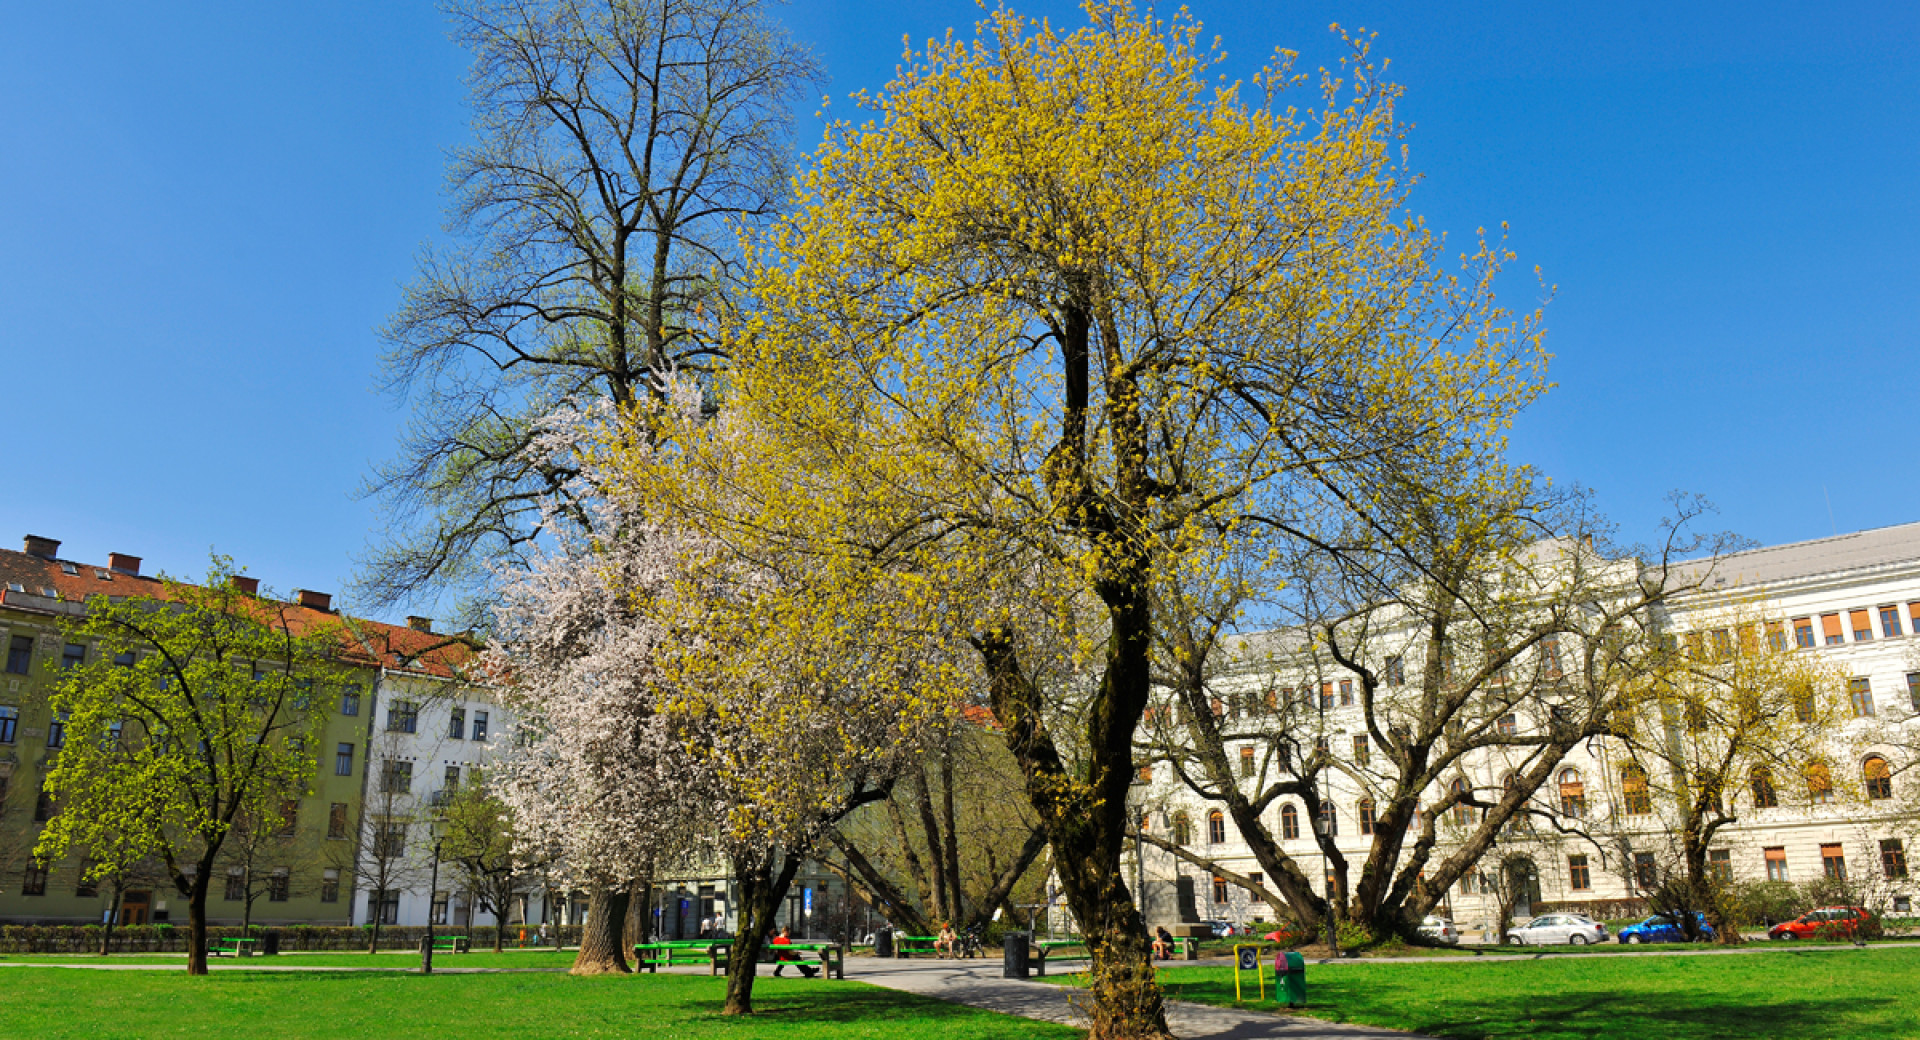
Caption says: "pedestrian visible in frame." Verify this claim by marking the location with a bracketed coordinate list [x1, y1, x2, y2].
[771, 925, 817, 977]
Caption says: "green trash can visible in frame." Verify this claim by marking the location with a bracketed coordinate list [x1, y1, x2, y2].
[1274, 950, 1306, 1006]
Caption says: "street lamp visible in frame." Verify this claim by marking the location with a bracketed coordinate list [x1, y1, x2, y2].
[421, 811, 446, 975]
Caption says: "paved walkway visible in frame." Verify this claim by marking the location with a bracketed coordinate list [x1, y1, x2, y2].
[851, 957, 1429, 1039]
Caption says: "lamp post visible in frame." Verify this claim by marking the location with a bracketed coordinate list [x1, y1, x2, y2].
[421, 808, 447, 975]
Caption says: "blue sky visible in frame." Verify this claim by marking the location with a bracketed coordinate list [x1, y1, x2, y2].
[1, 2, 1915, 621]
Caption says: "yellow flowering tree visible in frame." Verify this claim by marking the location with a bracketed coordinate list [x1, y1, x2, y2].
[638, 5, 1547, 1033]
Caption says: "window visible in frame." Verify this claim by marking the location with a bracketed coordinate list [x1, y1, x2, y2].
[1450, 778, 1473, 825]
[33, 783, 54, 822]
[46, 711, 67, 750]
[1882, 606, 1904, 638]
[1317, 801, 1338, 837]
[277, 800, 298, 836]
[387, 700, 418, 733]
[1709, 849, 1732, 882]
[327, 803, 348, 840]
[374, 889, 400, 925]
[1352, 734, 1369, 767]
[1822, 843, 1847, 880]
[1882, 839, 1908, 880]
[1819, 613, 1844, 646]
[1496, 713, 1517, 737]
[225, 867, 246, 901]
[1766, 621, 1787, 652]
[1385, 656, 1404, 685]
[1711, 629, 1732, 660]
[1280, 804, 1299, 840]
[1621, 764, 1651, 815]
[1568, 855, 1591, 891]
[449, 707, 466, 740]
[1541, 635, 1564, 678]
[1212, 876, 1228, 904]
[61, 643, 85, 670]
[1791, 681, 1815, 723]
[1849, 678, 1875, 718]
[1634, 852, 1657, 891]
[382, 760, 412, 794]
[335, 743, 355, 777]
[1765, 847, 1789, 882]
[1909, 673, 1920, 713]
[1864, 756, 1893, 801]
[0, 705, 15, 744]
[443, 763, 462, 795]
[6, 635, 31, 674]
[1320, 682, 1335, 710]
[1911, 602, 1920, 637]
[1793, 618, 1815, 649]
[22, 863, 47, 896]
[1358, 798, 1375, 836]
[339, 686, 360, 716]
[1339, 680, 1354, 707]
[431, 890, 450, 925]
[1808, 761, 1834, 804]
[1558, 768, 1586, 818]
[75, 860, 98, 897]
[1207, 810, 1226, 845]
[268, 868, 290, 902]
[1172, 812, 1192, 847]
[1750, 766, 1778, 809]
[1847, 609, 1872, 642]
[1239, 746, 1255, 778]
[321, 868, 340, 903]
[472, 710, 488, 742]
[1136, 763, 1153, 783]
[375, 822, 408, 859]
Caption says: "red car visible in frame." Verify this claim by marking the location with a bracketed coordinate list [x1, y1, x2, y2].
[1767, 906, 1878, 941]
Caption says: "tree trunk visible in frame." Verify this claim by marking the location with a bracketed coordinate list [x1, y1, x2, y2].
[912, 763, 952, 924]
[964, 826, 1049, 932]
[722, 850, 802, 1016]
[939, 754, 965, 923]
[100, 883, 124, 956]
[186, 879, 210, 976]
[571, 884, 633, 975]
[368, 885, 383, 953]
[885, 795, 934, 917]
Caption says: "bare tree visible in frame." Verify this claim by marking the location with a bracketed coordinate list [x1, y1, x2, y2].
[333, 732, 431, 952]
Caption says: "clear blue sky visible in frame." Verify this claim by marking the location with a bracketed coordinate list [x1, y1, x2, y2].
[2, 1, 1915, 621]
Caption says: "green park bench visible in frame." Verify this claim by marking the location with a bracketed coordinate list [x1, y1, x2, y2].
[633, 941, 723, 973]
[207, 937, 258, 958]
[894, 935, 940, 957]
[704, 941, 843, 980]
[430, 935, 471, 953]
[1030, 939, 1086, 977]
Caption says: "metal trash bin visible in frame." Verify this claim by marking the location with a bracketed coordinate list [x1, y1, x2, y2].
[875, 928, 895, 959]
[1002, 931, 1031, 979]
[261, 931, 280, 957]
[1274, 950, 1306, 1006]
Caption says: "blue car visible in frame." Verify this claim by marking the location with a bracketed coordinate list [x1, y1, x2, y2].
[1617, 912, 1715, 944]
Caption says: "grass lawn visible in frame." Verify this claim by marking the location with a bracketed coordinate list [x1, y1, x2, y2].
[0, 949, 580, 970]
[0, 966, 1082, 1040]
[1089, 945, 1920, 1039]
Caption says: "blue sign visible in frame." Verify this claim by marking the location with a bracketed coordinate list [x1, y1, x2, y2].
[803, 887, 813, 914]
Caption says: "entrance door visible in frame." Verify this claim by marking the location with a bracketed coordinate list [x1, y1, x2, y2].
[119, 891, 152, 926]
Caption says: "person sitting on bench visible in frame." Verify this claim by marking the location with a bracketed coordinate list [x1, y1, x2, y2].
[1152, 926, 1173, 960]
[771, 927, 816, 977]
[934, 922, 957, 958]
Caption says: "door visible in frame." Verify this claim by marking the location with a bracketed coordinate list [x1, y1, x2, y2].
[119, 891, 151, 926]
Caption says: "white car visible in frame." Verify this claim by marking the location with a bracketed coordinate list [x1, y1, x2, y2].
[1506, 913, 1609, 946]
[1417, 916, 1460, 945]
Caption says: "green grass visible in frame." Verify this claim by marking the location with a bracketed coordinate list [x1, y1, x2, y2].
[0, 949, 580, 970]
[1108, 946, 1920, 1039]
[0, 966, 1083, 1040]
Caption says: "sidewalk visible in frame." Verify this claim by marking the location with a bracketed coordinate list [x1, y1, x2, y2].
[850, 957, 1429, 1039]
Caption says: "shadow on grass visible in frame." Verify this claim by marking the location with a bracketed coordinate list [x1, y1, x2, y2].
[1393, 992, 1897, 1040]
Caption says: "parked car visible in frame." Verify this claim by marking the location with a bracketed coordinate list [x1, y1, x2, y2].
[1617, 912, 1715, 944]
[1505, 913, 1609, 946]
[1768, 907, 1880, 941]
[1203, 920, 1239, 938]
[1418, 916, 1460, 945]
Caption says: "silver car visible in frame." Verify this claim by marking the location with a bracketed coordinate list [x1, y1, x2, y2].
[1418, 915, 1460, 944]
[1506, 913, 1609, 946]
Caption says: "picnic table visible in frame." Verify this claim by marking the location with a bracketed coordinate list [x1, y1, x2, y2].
[208, 937, 258, 958]
[1030, 939, 1087, 977]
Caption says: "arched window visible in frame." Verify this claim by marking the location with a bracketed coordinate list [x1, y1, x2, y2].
[1172, 812, 1192, 847]
[1558, 768, 1586, 818]
[1207, 810, 1226, 845]
[1450, 778, 1473, 825]
[1807, 761, 1834, 805]
[1280, 803, 1299, 840]
[1621, 764, 1652, 815]
[1357, 798, 1375, 836]
[1750, 766, 1778, 809]
[1865, 756, 1893, 801]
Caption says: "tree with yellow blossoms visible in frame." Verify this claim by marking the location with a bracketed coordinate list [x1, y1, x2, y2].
[636, 5, 1549, 1034]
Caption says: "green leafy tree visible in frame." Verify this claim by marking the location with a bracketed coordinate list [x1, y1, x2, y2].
[34, 559, 343, 974]
[440, 771, 543, 952]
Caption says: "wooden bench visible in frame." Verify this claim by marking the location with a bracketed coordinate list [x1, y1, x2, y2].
[208, 937, 258, 958]
[894, 935, 941, 957]
[1031, 939, 1087, 977]
[706, 941, 843, 980]
[634, 941, 722, 972]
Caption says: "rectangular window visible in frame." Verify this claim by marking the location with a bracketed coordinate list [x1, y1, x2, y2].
[1766, 621, 1787, 652]
[387, 700, 418, 734]
[1568, 855, 1591, 891]
[339, 686, 360, 716]
[1320, 683, 1335, 710]
[1212, 876, 1228, 904]
[334, 742, 355, 777]
[22, 863, 47, 896]
[320, 868, 340, 903]
[277, 800, 298, 837]
[46, 711, 67, 749]
[0, 705, 16, 744]
[1239, 746, 1254, 778]
[327, 803, 348, 840]
[1883, 839, 1908, 879]
[1318, 801, 1338, 837]
[1385, 656, 1404, 685]
[1352, 734, 1369, 767]
[1821, 614, 1844, 646]
[1339, 680, 1354, 707]
[443, 764, 462, 796]
[471, 711, 488, 742]
[1910, 602, 1920, 637]
[375, 823, 408, 860]
[1793, 618, 1816, 649]
[1359, 801, 1375, 835]
[225, 868, 246, 901]
[1634, 852, 1657, 891]
[1908, 673, 1920, 713]
[61, 643, 85, 669]
[1850, 678, 1875, 718]
[1765, 847, 1789, 882]
[5, 635, 31, 674]
[376, 889, 400, 925]
[1709, 849, 1732, 882]
[448, 707, 465, 740]
[268, 869, 290, 902]
[34, 783, 54, 822]
[1822, 843, 1847, 880]
[75, 860, 98, 897]
[1882, 606, 1904, 638]
[1850, 609, 1874, 642]
[382, 760, 412, 794]
[431, 890, 450, 925]
[1497, 713, 1516, 737]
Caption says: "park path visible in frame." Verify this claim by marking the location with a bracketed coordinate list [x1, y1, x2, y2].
[849, 956, 1431, 1040]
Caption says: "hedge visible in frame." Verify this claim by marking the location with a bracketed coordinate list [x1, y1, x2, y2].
[0, 923, 583, 954]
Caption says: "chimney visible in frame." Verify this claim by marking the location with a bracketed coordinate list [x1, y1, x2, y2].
[406, 616, 433, 634]
[23, 535, 60, 560]
[296, 589, 333, 613]
[108, 552, 142, 577]
[230, 575, 260, 596]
